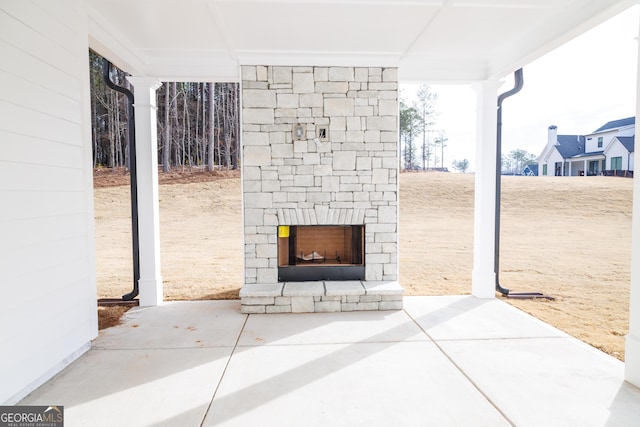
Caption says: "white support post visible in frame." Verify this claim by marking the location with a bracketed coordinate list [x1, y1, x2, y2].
[471, 80, 502, 298]
[127, 77, 163, 306]
[583, 159, 588, 177]
[625, 23, 640, 388]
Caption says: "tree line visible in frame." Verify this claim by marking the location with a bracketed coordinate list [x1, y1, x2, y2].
[450, 150, 537, 175]
[502, 149, 537, 175]
[399, 84, 537, 174]
[399, 85, 444, 171]
[89, 50, 240, 172]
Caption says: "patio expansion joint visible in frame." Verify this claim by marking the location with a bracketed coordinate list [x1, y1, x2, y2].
[199, 313, 250, 426]
[91, 345, 241, 351]
[235, 339, 420, 349]
[402, 308, 517, 427]
[431, 335, 570, 343]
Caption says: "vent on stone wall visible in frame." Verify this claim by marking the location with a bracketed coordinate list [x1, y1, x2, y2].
[317, 126, 328, 141]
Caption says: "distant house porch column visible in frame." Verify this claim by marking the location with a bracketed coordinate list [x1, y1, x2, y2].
[127, 77, 163, 306]
[625, 19, 640, 388]
[471, 80, 502, 298]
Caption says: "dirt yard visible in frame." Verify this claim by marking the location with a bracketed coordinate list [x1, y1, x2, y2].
[94, 170, 632, 360]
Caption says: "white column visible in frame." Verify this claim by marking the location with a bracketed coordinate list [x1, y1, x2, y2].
[625, 22, 640, 387]
[127, 77, 163, 306]
[583, 159, 588, 177]
[471, 80, 502, 298]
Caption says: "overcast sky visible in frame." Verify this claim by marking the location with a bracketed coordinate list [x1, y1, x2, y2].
[401, 5, 639, 172]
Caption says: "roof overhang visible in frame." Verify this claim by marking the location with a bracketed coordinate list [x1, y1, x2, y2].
[87, 0, 637, 83]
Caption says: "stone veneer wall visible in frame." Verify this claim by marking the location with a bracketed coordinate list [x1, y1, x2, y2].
[241, 65, 398, 285]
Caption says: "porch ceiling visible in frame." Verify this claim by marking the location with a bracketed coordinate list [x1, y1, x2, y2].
[87, 0, 635, 82]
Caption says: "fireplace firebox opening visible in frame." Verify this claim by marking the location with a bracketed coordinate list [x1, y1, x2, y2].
[278, 225, 365, 282]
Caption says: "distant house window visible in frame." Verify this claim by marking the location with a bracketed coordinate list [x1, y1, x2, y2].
[542, 164, 547, 176]
[611, 156, 622, 170]
[597, 137, 603, 148]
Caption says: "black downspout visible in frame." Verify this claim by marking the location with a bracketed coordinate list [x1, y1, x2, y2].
[495, 69, 524, 296]
[103, 59, 140, 300]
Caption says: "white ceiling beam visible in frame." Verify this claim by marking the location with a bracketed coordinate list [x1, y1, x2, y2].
[400, 0, 452, 60]
[207, 2, 238, 60]
[87, 4, 146, 75]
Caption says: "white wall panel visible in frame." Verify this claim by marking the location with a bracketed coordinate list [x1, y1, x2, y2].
[0, 161, 85, 191]
[0, 131, 84, 169]
[0, 214, 89, 253]
[0, 100, 83, 146]
[0, 1, 80, 54]
[0, 0, 97, 404]
[0, 69, 82, 123]
[0, 190, 86, 220]
[0, 40, 82, 97]
[0, 11, 79, 75]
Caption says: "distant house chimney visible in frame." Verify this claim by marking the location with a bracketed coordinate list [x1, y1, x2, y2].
[548, 125, 558, 146]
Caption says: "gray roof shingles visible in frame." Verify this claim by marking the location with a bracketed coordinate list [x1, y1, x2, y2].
[618, 136, 635, 152]
[555, 135, 585, 158]
[593, 117, 635, 133]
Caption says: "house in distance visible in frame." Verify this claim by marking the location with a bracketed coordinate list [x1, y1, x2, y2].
[538, 117, 635, 177]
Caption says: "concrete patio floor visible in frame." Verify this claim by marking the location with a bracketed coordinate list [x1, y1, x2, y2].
[21, 296, 640, 426]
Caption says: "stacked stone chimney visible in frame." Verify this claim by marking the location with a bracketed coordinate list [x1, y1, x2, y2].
[239, 65, 402, 312]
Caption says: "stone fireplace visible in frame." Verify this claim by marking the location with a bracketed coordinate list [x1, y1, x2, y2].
[239, 65, 403, 313]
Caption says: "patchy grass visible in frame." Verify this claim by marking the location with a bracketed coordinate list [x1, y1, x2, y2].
[98, 306, 131, 330]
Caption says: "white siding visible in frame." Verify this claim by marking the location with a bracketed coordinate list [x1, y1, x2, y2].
[0, 0, 97, 403]
[542, 148, 564, 176]
[585, 129, 617, 153]
[617, 125, 635, 138]
[605, 140, 633, 170]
